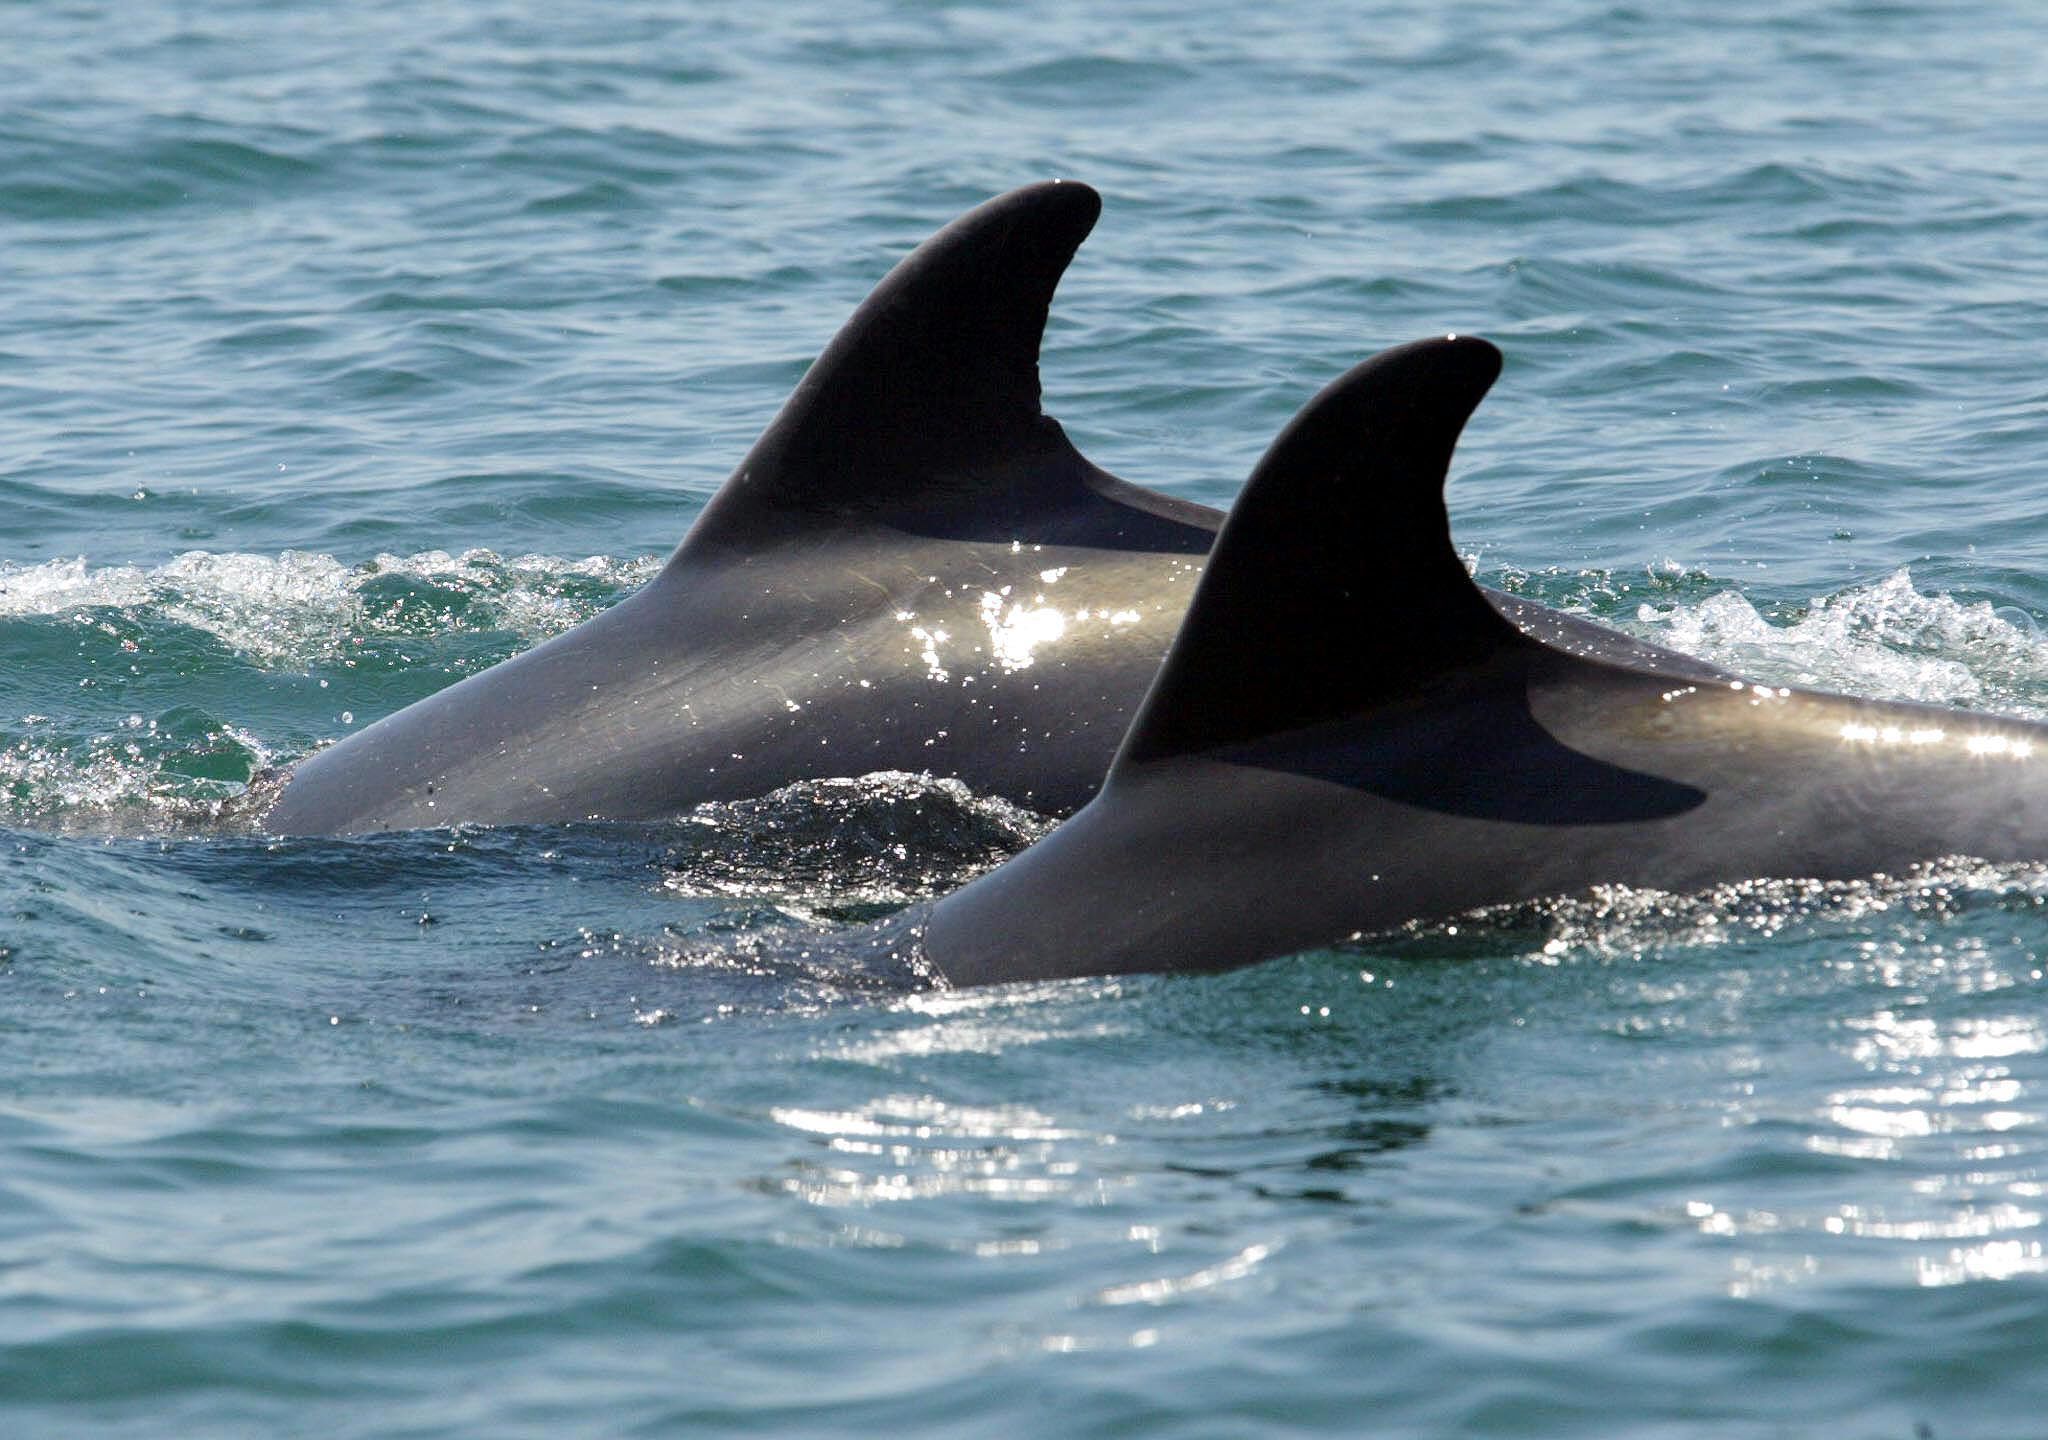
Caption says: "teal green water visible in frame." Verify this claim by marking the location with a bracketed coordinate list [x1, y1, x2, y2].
[8, 1, 2048, 1434]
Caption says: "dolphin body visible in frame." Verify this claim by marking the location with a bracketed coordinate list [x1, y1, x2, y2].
[266, 181, 1210, 833]
[266, 186, 1708, 835]
[921, 336, 2048, 986]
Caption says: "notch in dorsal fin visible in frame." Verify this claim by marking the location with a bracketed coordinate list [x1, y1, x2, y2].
[1114, 335, 1521, 768]
[680, 181, 1105, 556]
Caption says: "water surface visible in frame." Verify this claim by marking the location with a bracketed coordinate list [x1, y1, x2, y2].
[6, 2, 2048, 1434]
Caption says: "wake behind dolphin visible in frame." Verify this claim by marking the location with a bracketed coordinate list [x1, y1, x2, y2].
[921, 337, 2048, 985]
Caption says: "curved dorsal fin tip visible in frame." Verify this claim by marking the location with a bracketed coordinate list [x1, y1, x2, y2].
[775, 175, 1104, 428]
[678, 182, 1107, 556]
[1237, 335, 1502, 510]
[1327, 332, 1502, 410]
[896, 178, 1101, 285]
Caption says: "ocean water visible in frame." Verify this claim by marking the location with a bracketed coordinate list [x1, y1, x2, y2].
[7, 0, 2048, 1434]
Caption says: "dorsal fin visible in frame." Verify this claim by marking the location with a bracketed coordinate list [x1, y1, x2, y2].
[1114, 335, 1520, 768]
[679, 181, 1104, 556]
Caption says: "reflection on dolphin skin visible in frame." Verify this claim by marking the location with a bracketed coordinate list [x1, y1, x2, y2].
[921, 337, 2048, 986]
[265, 181, 1213, 834]
[266, 185, 1703, 835]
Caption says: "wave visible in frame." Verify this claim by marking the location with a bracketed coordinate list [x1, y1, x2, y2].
[0, 548, 657, 830]
[0, 547, 660, 668]
[1629, 566, 2048, 718]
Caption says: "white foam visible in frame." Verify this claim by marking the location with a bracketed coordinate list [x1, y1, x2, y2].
[0, 548, 661, 670]
[1632, 567, 2048, 716]
[0, 721, 275, 832]
[0, 555, 159, 614]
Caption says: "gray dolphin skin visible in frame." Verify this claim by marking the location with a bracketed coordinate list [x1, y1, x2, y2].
[265, 181, 1213, 833]
[268, 185, 1693, 835]
[921, 336, 2048, 986]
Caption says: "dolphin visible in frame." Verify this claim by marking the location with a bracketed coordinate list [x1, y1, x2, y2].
[920, 336, 2048, 986]
[265, 187, 1712, 835]
[265, 180, 1211, 833]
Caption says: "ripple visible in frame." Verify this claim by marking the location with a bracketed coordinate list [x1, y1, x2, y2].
[0, 130, 325, 221]
[663, 772, 1052, 921]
